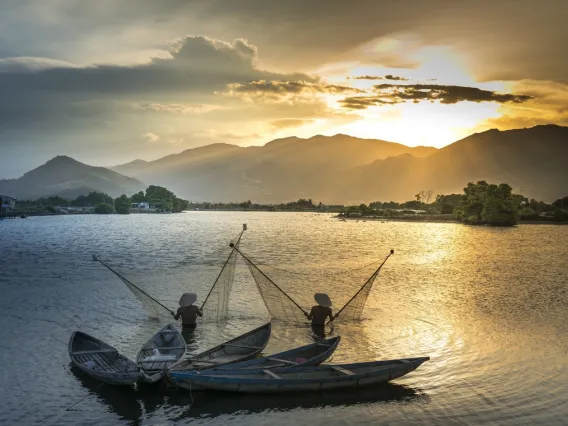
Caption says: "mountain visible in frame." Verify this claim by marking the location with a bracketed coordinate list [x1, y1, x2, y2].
[0, 155, 145, 199]
[112, 135, 437, 202]
[343, 125, 568, 203]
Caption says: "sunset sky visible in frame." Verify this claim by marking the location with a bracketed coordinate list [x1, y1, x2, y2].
[1, 0, 567, 177]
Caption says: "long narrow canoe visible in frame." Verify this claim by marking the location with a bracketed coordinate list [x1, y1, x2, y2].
[68, 331, 141, 386]
[171, 322, 271, 371]
[137, 324, 187, 383]
[206, 336, 341, 372]
[169, 357, 429, 393]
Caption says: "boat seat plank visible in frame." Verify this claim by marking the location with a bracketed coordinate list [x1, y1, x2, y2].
[71, 349, 116, 356]
[331, 366, 355, 376]
[154, 346, 186, 350]
[224, 343, 261, 350]
[266, 357, 298, 365]
[263, 369, 282, 379]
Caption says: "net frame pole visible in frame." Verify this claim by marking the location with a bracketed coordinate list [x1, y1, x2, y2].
[200, 224, 246, 309]
[231, 245, 308, 315]
[333, 249, 395, 320]
[92, 255, 174, 315]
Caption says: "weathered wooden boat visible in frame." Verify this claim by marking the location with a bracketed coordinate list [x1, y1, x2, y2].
[169, 356, 429, 394]
[206, 336, 341, 372]
[136, 324, 187, 383]
[171, 322, 271, 371]
[68, 331, 141, 386]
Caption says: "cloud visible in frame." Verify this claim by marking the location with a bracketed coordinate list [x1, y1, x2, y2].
[222, 80, 363, 102]
[340, 84, 533, 110]
[142, 132, 160, 143]
[270, 119, 315, 129]
[350, 74, 409, 81]
[134, 103, 223, 114]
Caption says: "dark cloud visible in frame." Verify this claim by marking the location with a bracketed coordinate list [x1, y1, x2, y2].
[350, 75, 409, 81]
[270, 119, 315, 129]
[340, 84, 533, 109]
[224, 80, 364, 96]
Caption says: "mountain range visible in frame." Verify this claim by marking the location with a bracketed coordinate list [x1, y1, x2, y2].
[2, 125, 567, 203]
[0, 156, 145, 200]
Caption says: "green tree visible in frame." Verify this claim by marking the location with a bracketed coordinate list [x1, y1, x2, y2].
[114, 194, 131, 214]
[456, 181, 519, 226]
[94, 203, 115, 214]
[131, 191, 145, 203]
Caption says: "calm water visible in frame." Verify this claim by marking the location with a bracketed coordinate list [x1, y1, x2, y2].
[0, 213, 567, 425]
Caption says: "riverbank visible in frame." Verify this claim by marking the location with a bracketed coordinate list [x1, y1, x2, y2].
[338, 215, 568, 225]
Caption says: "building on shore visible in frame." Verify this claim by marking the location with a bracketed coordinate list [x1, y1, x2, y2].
[1, 195, 17, 217]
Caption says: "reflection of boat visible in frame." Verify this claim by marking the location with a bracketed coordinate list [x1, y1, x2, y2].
[197, 336, 339, 373]
[168, 383, 427, 421]
[69, 366, 143, 422]
[68, 331, 141, 386]
[170, 357, 429, 394]
[137, 324, 187, 383]
[171, 322, 271, 371]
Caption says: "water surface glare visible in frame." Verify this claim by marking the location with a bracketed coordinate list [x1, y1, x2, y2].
[0, 213, 566, 425]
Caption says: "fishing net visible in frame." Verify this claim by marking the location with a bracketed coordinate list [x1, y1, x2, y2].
[333, 270, 380, 322]
[200, 240, 239, 322]
[240, 254, 307, 323]
[94, 257, 170, 320]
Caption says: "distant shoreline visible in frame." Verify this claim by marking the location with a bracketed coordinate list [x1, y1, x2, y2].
[338, 216, 568, 225]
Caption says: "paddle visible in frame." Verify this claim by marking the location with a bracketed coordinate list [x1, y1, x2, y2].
[92, 254, 175, 316]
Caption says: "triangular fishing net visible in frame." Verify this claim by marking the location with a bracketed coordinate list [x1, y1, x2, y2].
[240, 254, 307, 323]
[334, 270, 380, 322]
[94, 256, 170, 320]
[334, 250, 394, 322]
[200, 239, 239, 322]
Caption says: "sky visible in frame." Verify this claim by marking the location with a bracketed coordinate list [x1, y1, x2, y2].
[0, 0, 567, 178]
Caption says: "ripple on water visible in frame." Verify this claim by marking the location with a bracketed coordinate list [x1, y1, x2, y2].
[0, 214, 567, 425]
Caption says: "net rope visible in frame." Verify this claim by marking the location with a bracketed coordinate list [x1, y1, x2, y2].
[200, 232, 241, 322]
[239, 252, 307, 323]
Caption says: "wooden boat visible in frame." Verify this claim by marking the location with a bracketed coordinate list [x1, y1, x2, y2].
[171, 322, 271, 371]
[68, 331, 141, 386]
[169, 356, 429, 394]
[136, 324, 187, 383]
[206, 336, 341, 372]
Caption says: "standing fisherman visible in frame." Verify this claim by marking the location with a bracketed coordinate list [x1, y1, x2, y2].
[305, 293, 336, 337]
[173, 292, 203, 329]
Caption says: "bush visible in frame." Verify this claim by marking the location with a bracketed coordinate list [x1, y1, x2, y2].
[94, 203, 115, 214]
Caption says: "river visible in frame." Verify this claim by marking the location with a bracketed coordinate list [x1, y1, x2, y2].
[0, 212, 566, 425]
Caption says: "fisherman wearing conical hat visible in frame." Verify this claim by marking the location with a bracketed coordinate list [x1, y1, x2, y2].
[173, 292, 203, 329]
[305, 293, 336, 325]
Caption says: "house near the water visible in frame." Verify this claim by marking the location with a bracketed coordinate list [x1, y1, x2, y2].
[131, 202, 150, 209]
[0, 195, 16, 217]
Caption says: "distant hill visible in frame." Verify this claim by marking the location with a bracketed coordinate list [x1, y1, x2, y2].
[0, 156, 145, 199]
[5, 125, 567, 203]
[111, 135, 437, 202]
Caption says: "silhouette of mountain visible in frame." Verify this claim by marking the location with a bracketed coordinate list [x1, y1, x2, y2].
[5, 125, 567, 202]
[112, 134, 437, 202]
[0, 155, 145, 199]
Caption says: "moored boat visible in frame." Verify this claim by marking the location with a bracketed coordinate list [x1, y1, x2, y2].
[206, 336, 341, 372]
[170, 322, 271, 371]
[68, 331, 141, 386]
[136, 324, 187, 383]
[169, 356, 429, 394]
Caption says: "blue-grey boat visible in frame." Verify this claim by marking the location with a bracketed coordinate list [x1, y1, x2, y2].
[169, 357, 429, 394]
[68, 331, 141, 386]
[209, 336, 340, 372]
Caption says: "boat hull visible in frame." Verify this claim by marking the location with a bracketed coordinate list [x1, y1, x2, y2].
[170, 357, 429, 394]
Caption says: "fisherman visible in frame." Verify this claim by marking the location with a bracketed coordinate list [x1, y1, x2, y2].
[173, 292, 203, 329]
[305, 293, 336, 337]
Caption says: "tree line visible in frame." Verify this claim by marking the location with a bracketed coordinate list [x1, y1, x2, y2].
[17, 185, 189, 215]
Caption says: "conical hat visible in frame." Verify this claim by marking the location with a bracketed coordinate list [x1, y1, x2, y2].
[314, 293, 332, 308]
[179, 292, 197, 307]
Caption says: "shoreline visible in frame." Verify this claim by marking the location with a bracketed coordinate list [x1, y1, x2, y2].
[338, 216, 568, 225]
